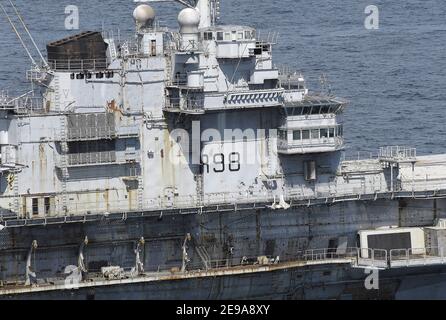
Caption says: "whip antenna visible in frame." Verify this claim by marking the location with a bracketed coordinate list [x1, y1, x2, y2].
[0, 2, 37, 67]
[7, 0, 48, 67]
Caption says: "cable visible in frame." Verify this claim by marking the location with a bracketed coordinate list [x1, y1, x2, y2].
[8, 0, 48, 67]
[0, 2, 37, 66]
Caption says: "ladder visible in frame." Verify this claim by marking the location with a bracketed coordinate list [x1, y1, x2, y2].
[59, 115, 68, 213]
[266, 137, 274, 177]
[108, 39, 118, 60]
[137, 174, 144, 211]
[12, 173, 20, 217]
[195, 173, 203, 206]
[54, 74, 61, 112]
[165, 52, 172, 84]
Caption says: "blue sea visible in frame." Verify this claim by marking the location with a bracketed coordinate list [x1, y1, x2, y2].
[0, 0, 445, 155]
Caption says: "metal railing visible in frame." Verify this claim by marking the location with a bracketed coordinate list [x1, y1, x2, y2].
[390, 247, 446, 268]
[297, 247, 358, 262]
[0, 92, 44, 113]
[48, 59, 109, 71]
[169, 74, 188, 86]
[67, 127, 116, 141]
[64, 151, 140, 167]
[379, 146, 417, 161]
[165, 97, 205, 112]
[277, 137, 344, 152]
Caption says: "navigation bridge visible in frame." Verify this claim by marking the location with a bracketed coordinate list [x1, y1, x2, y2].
[277, 95, 347, 154]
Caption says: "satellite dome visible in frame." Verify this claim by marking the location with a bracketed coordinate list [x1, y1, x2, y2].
[178, 8, 200, 32]
[133, 4, 155, 26]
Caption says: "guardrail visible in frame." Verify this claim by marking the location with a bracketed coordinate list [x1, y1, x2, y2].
[356, 248, 388, 268]
[390, 247, 446, 268]
[379, 146, 417, 161]
[48, 59, 109, 71]
[165, 97, 205, 112]
[0, 93, 44, 113]
[277, 137, 344, 152]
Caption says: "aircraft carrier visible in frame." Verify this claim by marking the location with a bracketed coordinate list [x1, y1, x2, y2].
[1, 0, 446, 299]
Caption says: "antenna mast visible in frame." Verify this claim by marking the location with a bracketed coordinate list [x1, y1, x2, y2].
[0, 2, 37, 67]
[7, 0, 48, 67]
[0, 0, 48, 68]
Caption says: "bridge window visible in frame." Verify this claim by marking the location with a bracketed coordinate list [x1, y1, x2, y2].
[237, 32, 244, 40]
[311, 129, 319, 139]
[293, 130, 301, 140]
[245, 31, 252, 40]
[329, 128, 335, 138]
[44, 197, 51, 215]
[320, 128, 328, 138]
[311, 106, 321, 114]
[204, 32, 213, 40]
[224, 32, 231, 40]
[278, 130, 287, 140]
[217, 32, 223, 41]
[302, 130, 310, 140]
[32, 198, 38, 216]
[337, 125, 343, 137]
[321, 106, 330, 113]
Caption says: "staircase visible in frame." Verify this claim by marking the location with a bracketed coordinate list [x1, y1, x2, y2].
[195, 246, 211, 270]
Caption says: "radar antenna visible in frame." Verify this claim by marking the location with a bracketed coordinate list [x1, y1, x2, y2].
[319, 73, 333, 96]
[142, 0, 220, 27]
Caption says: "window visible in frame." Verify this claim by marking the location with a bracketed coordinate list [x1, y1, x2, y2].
[302, 130, 310, 140]
[321, 106, 330, 114]
[237, 32, 244, 40]
[320, 128, 328, 138]
[311, 129, 319, 139]
[244, 31, 252, 39]
[232, 31, 237, 41]
[311, 106, 321, 115]
[293, 130, 301, 141]
[204, 32, 213, 40]
[151, 40, 156, 56]
[32, 198, 38, 216]
[302, 107, 311, 115]
[217, 32, 223, 41]
[224, 32, 231, 40]
[44, 197, 50, 215]
[278, 130, 287, 140]
[329, 128, 335, 138]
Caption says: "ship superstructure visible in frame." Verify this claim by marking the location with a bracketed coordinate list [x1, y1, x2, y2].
[0, 0, 446, 299]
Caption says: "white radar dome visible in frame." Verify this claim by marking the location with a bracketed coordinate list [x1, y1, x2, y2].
[178, 8, 200, 32]
[133, 4, 156, 26]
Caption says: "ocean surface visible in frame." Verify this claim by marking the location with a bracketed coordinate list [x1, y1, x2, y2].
[0, 0, 445, 155]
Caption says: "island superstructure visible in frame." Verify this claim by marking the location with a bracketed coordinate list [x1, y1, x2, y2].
[0, 0, 446, 299]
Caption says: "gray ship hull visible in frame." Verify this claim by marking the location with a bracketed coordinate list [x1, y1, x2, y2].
[3, 263, 446, 300]
[1, 197, 445, 299]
